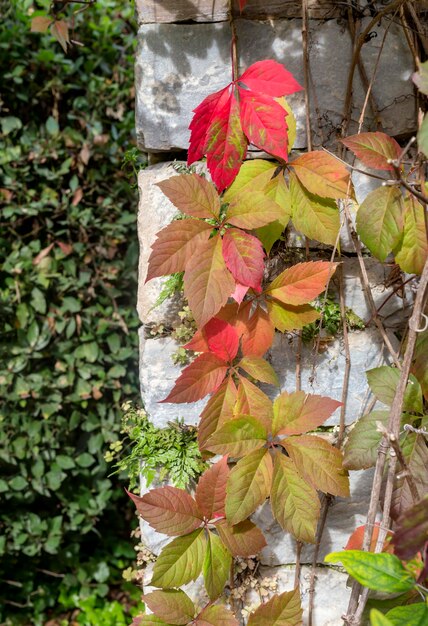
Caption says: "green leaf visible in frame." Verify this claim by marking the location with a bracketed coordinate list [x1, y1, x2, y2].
[343, 410, 389, 470]
[392, 433, 428, 520]
[206, 416, 267, 457]
[394, 194, 428, 275]
[366, 366, 423, 414]
[289, 171, 340, 246]
[1, 115, 22, 135]
[225, 449, 273, 525]
[267, 300, 320, 332]
[142, 589, 195, 625]
[417, 112, 428, 158]
[31, 287, 47, 314]
[238, 356, 279, 386]
[203, 531, 231, 600]
[247, 588, 303, 626]
[46, 116, 59, 136]
[356, 186, 404, 262]
[370, 609, 394, 626]
[151, 529, 207, 588]
[413, 59, 428, 95]
[271, 453, 320, 543]
[386, 603, 428, 625]
[324, 550, 415, 593]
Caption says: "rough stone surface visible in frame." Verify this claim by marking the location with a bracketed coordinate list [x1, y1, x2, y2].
[135, 18, 415, 152]
[139, 329, 207, 427]
[259, 565, 351, 625]
[253, 469, 375, 567]
[266, 327, 399, 424]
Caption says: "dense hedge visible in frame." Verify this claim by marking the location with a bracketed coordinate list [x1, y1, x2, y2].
[0, 1, 143, 622]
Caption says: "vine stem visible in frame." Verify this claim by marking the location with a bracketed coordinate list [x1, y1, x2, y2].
[344, 256, 428, 625]
[229, 1, 239, 83]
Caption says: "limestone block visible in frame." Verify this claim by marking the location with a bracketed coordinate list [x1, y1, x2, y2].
[137, 162, 195, 326]
[139, 329, 207, 427]
[135, 18, 415, 152]
[253, 469, 374, 567]
[267, 327, 399, 424]
[259, 565, 351, 625]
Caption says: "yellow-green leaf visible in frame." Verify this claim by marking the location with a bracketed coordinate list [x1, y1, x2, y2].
[226, 449, 273, 525]
[394, 194, 428, 275]
[203, 531, 231, 600]
[151, 529, 207, 588]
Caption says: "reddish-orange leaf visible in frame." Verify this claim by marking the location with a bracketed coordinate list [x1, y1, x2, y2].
[344, 523, 393, 553]
[198, 378, 238, 450]
[188, 86, 229, 165]
[272, 391, 342, 436]
[205, 89, 247, 192]
[239, 60, 303, 98]
[238, 356, 279, 386]
[341, 132, 401, 171]
[184, 235, 235, 328]
[291, 151, 350, 199]
[146, 219, 212, 280]
[283, 435, 350, 497]
[161, 353, 228, 403]
[157, 174, 220, 219]
[240, 305, 275, 357]
[239, 88, 289, 161]
[216, 519, 267, 557]
[127, 486, 203, 536]
[195, 456, 230, 519]
[50, 20, 69, 52]
[184, 328, 209, 353]
[204, 318, 239, 362]
[222, 228, 265, 289]
[238, 0, 248, 11]
[266, 261, 337, 305]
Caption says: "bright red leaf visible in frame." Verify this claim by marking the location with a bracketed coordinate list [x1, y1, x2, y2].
[204, 318, 239, 362]
[188, 86, 229, 164]
[239, 60, 303, 97]
[161, 353, 229, 403]
[222, 228, 265, 289]
[239, 89, 289, 161]
[204, 89, 247, 192]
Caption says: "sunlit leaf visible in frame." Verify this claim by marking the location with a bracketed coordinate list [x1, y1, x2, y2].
[157, 174, 220, 219]
[239, 89, 289, 161]
[195, 456, 229, 520]
[394, 194, 428, 275]
[370, 609, 394, 626]
[151, 529, 207, 588]
[223, 159, 278, 203]
[238, 356, 279, 386]
[142, 590, 195, 625]
[266, 261, 337, 306]
[226, 190, 287, 229]
[216, 519, 267, 557]
[146, 219, 212, 280]
[343, 410, 389, 471]
[198, 378, 238, 450]
[267, 300, 320, 332]
[283, 435, 350, 497]
[234, 376, 273, 426]
[184, 235, 235, 327]
[226, 448, 273, 525]
[240, 305, 275, 357]
[222, 228, 265, 290]
[324, 550, 415, 594]
[195, 604, 238, 626]
[203, 531, 231, 600]
[273, 391, 341, 436]
[291, 151, 351, 199]
[247, 588, 303, 626]
[341, 132, 401, 171]
[161, 353, 228, 404]
[188, 86, 229, 164]
[366, 366, 423, 414]
[127, 486, 203, 537]
[385, 603, 428, 625]
[290, 172, 340, 246]
[206, 416, 267, 457]
[356, 186, 404, 262]
[204, 318, 240, 362]
[271, 453, 320, 543]
[239, 60, 303, 98]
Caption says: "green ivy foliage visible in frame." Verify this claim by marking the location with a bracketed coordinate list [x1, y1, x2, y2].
[0, 0, 143, 622]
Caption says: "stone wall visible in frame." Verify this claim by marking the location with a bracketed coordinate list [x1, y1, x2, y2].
[134, 2, 421, 623]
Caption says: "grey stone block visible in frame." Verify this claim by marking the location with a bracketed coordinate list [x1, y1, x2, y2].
[139, 330, 207, 427]
[253, 469, 375, 567]
[135, 18, 415, 153]
[266, 327, 399, 424]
